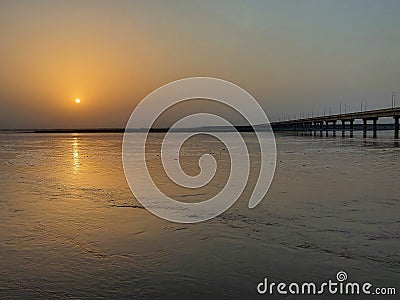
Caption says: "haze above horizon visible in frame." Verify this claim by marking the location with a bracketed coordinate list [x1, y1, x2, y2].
[1, 0, 400, 129]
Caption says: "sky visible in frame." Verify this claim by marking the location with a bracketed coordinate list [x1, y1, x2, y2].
[1, 0, 400, 129]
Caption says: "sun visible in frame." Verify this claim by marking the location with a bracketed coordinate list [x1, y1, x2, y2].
[75, 98, 81, 104]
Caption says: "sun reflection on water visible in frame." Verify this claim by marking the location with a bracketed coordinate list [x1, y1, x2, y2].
[72, 137, 79, 172]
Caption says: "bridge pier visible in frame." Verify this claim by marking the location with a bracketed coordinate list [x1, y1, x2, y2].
[373, 118, 378, 138]
[341, 120, 345, 137]
[362, 118, 378, 138]
[394, 116, 399, 139]
[325, 121, 329, 137]
[331, 120, 336, 137]
[320, 123, 323, 136]
[350, 119, 354, 137]
[363, 119, 368, 138]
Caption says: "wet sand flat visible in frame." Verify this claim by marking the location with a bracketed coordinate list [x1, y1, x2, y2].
[0, 132, 399, 299]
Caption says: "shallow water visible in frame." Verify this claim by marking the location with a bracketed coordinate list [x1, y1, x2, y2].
[0, 131, 399, 299]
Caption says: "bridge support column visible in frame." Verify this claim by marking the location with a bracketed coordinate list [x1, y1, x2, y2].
[395, 116, 399, 139]
[373, 118, 378, 138]
[363, 119, 368, 138]
[341, 120, 345, 137]
[332, 120, 337, 137]
[325, 121, 329, 137]
[319, 122, 323, 136]
[350, 119, 354, 138]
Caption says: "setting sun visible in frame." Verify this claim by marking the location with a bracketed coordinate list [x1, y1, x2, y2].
[75, 98, 81, 104]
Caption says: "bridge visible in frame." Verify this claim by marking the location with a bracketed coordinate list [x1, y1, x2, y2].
[271, 107, 400, 138]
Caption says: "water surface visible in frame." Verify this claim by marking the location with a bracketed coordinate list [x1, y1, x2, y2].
[0, 132, 399, 299]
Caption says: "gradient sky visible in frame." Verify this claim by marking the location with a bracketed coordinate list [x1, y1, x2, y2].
[1, 0, 400, 129]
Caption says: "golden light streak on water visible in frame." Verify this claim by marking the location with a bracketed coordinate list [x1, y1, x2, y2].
[72, 137, 79, 173]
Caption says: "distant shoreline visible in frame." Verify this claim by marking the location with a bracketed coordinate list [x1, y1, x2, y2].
[0, 123, 396, 134]
[1, 128, 126, 134]
[0, 125, 261, 133]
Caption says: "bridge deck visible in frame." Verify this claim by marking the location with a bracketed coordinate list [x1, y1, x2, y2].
[272, 107, 400, 126]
